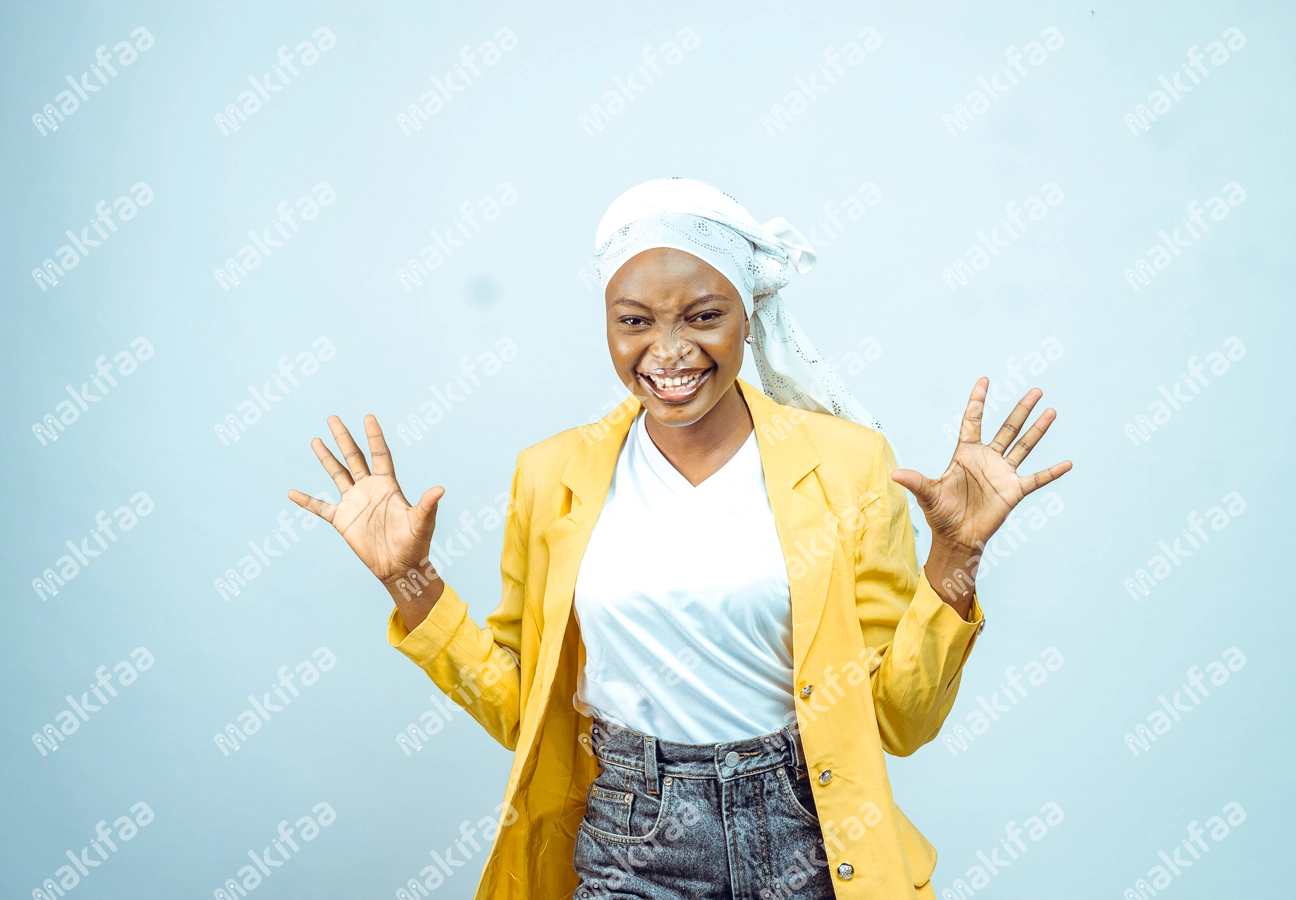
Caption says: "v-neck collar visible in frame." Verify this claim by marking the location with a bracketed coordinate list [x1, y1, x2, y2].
[633, 411, 757, 494]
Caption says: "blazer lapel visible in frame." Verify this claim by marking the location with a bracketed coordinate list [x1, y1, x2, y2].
[538, 394, 641, 672]
[740, 381, 835, 677]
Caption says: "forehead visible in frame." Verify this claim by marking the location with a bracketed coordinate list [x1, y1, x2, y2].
[605, 247, 741, 304]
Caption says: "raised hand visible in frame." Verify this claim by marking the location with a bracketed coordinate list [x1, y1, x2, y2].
[289, 415, 446, 622]
[891, 379, 1071, 612]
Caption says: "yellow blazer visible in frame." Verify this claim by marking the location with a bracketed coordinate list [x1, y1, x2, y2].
[388, 380, 984, 899]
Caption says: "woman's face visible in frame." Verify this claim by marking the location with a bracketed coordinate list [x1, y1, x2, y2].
[605, 247, 748, 428]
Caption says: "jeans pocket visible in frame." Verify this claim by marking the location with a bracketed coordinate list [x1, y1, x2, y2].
[776, 766, 820, 826]
[581, 775, 677, 844]
[584, 784, 633, 837]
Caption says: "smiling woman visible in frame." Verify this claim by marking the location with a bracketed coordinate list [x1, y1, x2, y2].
[289, 177, 1071, 899]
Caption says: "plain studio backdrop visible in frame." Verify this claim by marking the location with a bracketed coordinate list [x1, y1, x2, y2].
[2, 1, 1292, 897]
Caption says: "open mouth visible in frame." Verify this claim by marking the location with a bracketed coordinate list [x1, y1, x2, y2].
[638, 368, 712, 404]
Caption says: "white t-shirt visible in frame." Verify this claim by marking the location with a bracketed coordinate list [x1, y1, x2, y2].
[573, 412, 795, 744]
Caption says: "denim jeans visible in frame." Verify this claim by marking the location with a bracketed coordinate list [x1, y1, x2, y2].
[572, 718, 835, 899]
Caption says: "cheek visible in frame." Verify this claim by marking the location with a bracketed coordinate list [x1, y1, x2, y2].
[606, 334, 640, 375]
[699, 332, 744, 372]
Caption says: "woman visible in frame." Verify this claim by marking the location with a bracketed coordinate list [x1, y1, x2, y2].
[289, 179, 1070, 899]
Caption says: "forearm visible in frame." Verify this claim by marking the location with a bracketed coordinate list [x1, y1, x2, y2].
[922, 539, 978, 621]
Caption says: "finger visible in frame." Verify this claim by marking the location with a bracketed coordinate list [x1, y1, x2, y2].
[410, 486, 445, 532]
[312, 437, 354, 494]
[365, 415, 395, 477]
[328, 415, 371, 480]
[1020, 460, 1073, 495]
[988, 388, 1043, 453]
[1005, 408, 1057, 467]
[890, 469, 936, 507]
[288, 489, 337, 523]
[959, 378, 989, 444]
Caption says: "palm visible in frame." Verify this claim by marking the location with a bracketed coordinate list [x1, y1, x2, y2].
[893, 379, 1071, 553]
[289, 415, 443, 585]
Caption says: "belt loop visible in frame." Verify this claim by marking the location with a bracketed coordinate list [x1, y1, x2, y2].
[644, 736, 659, 795]
[783, 725, 801, 773]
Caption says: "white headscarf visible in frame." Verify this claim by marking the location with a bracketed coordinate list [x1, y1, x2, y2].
[593, 177, 882, 431]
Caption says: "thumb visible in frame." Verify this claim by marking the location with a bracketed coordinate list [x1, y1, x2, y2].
[890, 469, 935, 506]
[411, 486, 445, 532]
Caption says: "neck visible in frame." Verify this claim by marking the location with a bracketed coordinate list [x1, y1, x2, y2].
[643, 382, 754, 486]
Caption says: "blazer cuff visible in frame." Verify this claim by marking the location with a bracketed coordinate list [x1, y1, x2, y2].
[387, 584, 468, 667]
[914, 571, 984, 655]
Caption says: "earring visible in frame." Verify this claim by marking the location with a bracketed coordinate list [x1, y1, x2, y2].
[745, 334, 756, 345]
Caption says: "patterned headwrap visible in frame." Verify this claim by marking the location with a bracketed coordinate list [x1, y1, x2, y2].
[593, 177, 881, 430]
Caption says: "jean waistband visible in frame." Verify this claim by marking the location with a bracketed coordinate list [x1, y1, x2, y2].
[590, 717, 804, 782]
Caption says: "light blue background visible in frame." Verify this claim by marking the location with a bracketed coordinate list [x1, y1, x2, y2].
[3, 1, 1292, 897]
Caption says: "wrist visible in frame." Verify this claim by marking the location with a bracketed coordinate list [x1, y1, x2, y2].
[923, 540, 978, 615]
[382, 566, 444, 632]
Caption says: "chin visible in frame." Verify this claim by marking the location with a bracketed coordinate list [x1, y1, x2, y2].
[638, 390, 719, 428]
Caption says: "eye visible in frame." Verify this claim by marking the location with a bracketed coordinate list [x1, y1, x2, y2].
[619, 316, 648, 327]
[694, 310, 722, 323]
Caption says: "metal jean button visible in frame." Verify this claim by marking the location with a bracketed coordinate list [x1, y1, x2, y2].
[837, 862, 854, 880]
[818, 769, 833, 785]
[800, 684, 814, 698]
[723, 750, 740, 768]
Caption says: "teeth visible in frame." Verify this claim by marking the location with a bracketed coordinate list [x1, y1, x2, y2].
[647, 372, 702, 391]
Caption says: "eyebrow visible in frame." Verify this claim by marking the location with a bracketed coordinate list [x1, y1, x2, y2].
[610, 294, 735, 311]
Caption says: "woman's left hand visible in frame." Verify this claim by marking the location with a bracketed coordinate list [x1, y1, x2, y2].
[891, 378, 1072, 612]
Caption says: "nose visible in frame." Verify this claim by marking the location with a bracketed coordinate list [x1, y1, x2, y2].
[645, 323, 692, 368]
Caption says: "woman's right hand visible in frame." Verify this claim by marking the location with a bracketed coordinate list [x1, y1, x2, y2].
[289, 414, 446, 625]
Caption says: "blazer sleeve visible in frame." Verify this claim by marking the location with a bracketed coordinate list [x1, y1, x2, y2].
[854, 434, 984, 757]
[384, 458, 531, 751]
